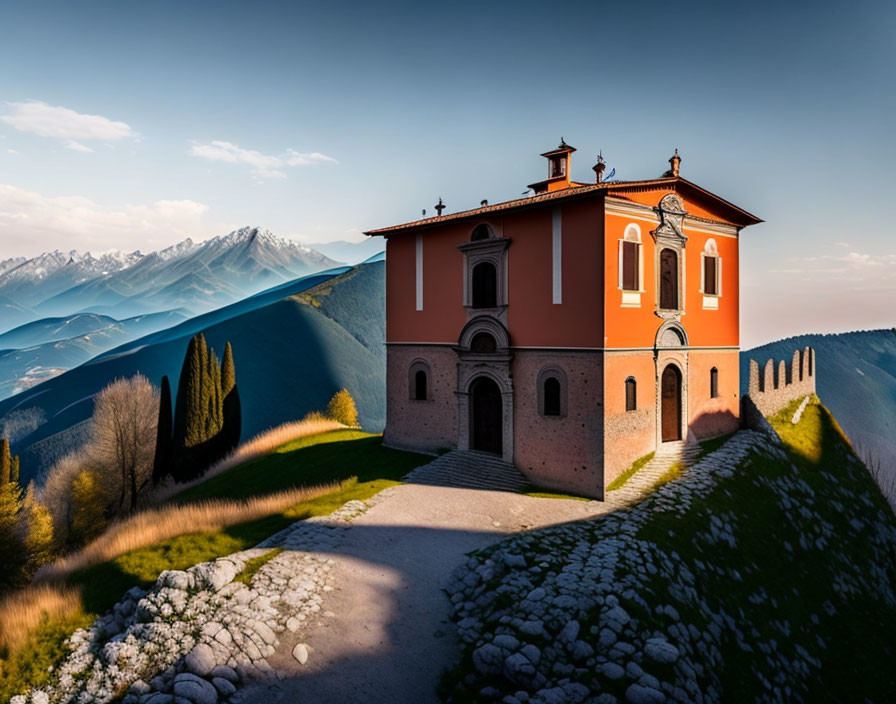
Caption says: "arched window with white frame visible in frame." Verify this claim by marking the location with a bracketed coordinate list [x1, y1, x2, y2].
[701, 238, 722, 308]
[618, 223, 643, 307]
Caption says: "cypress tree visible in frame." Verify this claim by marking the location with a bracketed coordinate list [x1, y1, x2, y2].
[221, 342, 236, 396]
[0, 439, 10, 485]
[10, 455, 19, 485]
[172, 334, 238, 480]
[173, 335, 206, 450]
[152, 375, 173, 485]
[221, 342, 241, 453]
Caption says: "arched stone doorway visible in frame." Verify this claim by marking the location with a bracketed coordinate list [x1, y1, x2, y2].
[470, 376, 503, 455]
[661, 365, 683, 442]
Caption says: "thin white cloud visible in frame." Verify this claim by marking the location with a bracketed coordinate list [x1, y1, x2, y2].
[189, 140, 337, 179]
[65, 140, 93, 153]
[0, 184, 217, 257]
[0, 100, 137, 148]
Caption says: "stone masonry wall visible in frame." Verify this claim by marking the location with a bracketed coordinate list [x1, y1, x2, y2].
[746, 346, 816, 417]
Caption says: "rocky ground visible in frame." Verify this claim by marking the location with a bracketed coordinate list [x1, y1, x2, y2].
[13, 398, 894, 704]
[441, 408, 896, 703]
[11, 500, 371, 704]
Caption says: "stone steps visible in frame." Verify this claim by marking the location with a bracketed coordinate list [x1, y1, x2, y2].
[607, 440, 703, 502]
[404, 450, 531, 493]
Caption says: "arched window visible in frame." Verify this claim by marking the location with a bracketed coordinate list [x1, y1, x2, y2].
[537, 366, 567, 417]
[470, 331, 497, 353]
[471, 261, 498, 308]
[408, 359, 431, 401]
[620, 224, 641, 292]
[543, 377, 561, 416]
[414, 369, 428, 401]
[660, 248, 679, 310]
[625, 377, 637, 411]
[702, 239, 721, 297]
[471, 224, 494, 241]
[710, 367, 719, 398]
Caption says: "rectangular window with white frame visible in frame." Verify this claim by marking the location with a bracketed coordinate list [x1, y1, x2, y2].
[700, 238, 722, 310]
[618, 223, 644, 307]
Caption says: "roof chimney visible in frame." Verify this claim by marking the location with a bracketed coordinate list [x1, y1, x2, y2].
[593, 152, 606, 183]
[434, 197, 446, 216]
[669, 148, 681, 178]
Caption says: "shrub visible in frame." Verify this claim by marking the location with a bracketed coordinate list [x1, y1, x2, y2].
[326, 388, 359, 427]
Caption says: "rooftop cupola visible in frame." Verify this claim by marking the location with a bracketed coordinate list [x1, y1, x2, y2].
[667, 148, 681, 178]
[528, 138, 576, 194]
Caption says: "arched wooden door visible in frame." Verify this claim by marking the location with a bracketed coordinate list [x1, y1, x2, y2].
[661, 365, 682, 442]
[471, 376, 503, 455]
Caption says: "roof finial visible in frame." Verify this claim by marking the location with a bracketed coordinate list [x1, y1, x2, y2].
[669, 148, 681, 178]
[593, 151, 606, 183]
[434, 197, 446, 216]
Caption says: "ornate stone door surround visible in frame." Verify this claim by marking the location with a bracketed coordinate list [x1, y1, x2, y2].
[654, 320, 689, 448]
[454, 315, 514, 464]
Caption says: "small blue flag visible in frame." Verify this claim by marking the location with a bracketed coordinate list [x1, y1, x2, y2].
[605, 168, 616, 181]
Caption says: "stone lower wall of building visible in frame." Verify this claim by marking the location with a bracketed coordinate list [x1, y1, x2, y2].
[687, 349, 741, 441]
[383, 344, 458, 453]
[747, 346, 816, 418]
[512, 350, 604, 498]
[512, 350, 605, 498]
[603, 351, 657, 485]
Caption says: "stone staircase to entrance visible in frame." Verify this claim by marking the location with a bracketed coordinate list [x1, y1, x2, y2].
[403, 450, 531, 493]
[606, 440, 702, 505]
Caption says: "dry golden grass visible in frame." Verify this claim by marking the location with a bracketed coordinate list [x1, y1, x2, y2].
[0, 583, 83, 653]
[37, 481, 339, 582]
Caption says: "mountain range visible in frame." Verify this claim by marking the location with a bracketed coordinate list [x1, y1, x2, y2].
[0, 227, 340, 331]
[0, 228, 347, 398]
[0, 257, 385, 486]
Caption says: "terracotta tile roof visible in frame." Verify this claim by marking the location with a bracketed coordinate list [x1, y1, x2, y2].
[365, 177, 761, 236]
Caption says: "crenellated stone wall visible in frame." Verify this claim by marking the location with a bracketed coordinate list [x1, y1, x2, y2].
[746, 346, 816, 418]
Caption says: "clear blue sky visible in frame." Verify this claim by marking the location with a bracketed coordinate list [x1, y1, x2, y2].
[0, 0, 892, 347]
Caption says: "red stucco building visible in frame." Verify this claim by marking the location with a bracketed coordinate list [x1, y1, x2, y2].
[366, 142, 761, 498]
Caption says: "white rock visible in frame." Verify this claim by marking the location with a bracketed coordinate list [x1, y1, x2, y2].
[185, 643, 216, 676]
[292, 643, 309, 665]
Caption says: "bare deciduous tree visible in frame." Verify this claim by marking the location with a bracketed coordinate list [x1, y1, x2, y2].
[89, 375, 159, 513]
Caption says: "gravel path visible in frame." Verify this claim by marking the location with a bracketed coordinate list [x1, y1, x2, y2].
[235, 483, 608, 704]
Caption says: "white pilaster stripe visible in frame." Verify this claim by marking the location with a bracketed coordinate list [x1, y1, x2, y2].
[552, 207, 562, 304]
[415, 234, 423, 311]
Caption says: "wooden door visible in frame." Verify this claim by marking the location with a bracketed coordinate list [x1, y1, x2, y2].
[661, 365, 682, 442]
[471, 377, 503, 455]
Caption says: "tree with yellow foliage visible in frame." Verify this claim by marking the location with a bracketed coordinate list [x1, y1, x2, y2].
[23, 496, 55, 571]
[326, 388, 359, 427]
[70, 469, 108, 546]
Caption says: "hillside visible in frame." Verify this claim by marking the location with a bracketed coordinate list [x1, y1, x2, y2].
[0, 261, 386, 486]
[742, 329, 896, 488]
[0, 311, 189, 399]
[442, 397, 896, 702]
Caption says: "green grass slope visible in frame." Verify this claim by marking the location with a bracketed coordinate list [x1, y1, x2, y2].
[443, 398, 896, 702]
